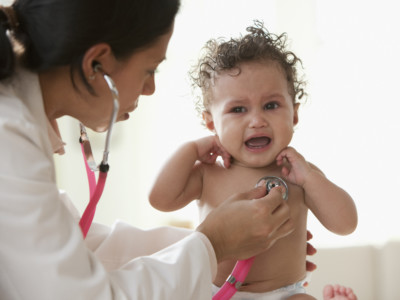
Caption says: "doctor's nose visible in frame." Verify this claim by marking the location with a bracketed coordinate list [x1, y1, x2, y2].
[248, 112, 268, 128]
[141, 74, 156, 96]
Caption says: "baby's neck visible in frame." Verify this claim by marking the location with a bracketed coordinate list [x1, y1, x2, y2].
[230, 160, 279, 172]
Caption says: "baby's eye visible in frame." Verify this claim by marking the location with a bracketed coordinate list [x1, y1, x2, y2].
[264, 102, 279, 110]
[231, 106, 246, 113]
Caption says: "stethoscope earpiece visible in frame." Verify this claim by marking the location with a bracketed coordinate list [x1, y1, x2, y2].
[257, 176, 289, 201]
[92, 61, 102, 72]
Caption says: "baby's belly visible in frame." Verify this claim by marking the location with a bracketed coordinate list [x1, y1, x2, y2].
[214, 237, 307, 293]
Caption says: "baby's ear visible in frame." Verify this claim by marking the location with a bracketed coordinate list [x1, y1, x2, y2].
[293, 103, 300, 126]
[202, 111, 215, 132]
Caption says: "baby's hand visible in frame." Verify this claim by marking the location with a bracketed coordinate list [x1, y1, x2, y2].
[276, 147, 312, 187]
[194, 136, 232, 168]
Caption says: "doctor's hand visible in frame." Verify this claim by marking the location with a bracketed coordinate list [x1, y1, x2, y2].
[196, 184, 294, 262]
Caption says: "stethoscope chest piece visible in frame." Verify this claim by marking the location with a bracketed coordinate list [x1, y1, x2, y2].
[257, 176, 289, 201]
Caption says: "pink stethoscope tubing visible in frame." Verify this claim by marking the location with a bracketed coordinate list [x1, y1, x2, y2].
[212, 257, 255, 300]
[78, 64, 119, 238]
[78, 140, 108, 238]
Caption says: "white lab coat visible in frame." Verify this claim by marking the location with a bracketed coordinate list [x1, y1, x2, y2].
[0, 68, 217, 299]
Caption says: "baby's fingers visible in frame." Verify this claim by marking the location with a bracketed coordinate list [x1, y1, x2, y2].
[200, 151, 218, 164]
[220, 151, 232, 168]
[276, 148, 290, 165]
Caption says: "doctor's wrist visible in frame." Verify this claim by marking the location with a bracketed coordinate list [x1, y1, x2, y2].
[196, 223, 224, 262]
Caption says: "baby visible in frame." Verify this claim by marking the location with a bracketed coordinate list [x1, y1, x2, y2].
[150, 21, 358, 299]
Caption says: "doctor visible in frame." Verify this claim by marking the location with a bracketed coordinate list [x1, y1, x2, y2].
[0, 0, 303, 299]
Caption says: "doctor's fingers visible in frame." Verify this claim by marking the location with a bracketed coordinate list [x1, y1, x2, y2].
[253, 186, 288, 215]
[252, 188, 294, 244]
[226, 184, 268, 204]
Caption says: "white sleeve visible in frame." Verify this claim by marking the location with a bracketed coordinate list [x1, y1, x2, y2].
[0, 101, 217, 300]
[97, 225, 217, 299]
[112, 231, 216, 299]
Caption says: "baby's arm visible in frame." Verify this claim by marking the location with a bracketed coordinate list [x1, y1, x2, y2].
[276, 147, 357, 235]
[149, 136, 231, 212]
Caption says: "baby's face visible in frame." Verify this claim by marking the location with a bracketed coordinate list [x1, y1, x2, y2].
[204, 61, 299, 168]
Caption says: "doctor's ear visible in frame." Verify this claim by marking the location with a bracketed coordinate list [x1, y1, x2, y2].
[202, 111, 215, 132]
[82, 43, 114, 81]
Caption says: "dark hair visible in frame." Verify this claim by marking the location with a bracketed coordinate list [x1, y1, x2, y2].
[0, 0, 180, 90]
[190, 20, 306, 113]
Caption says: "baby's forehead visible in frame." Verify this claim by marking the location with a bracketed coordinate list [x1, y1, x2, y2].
[214, 59, 286, 79]
[210, 60, 287, 90]
[206, 61, 294, 104]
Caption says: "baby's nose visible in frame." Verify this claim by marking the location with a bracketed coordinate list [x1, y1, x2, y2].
[248, 112, 268, 128]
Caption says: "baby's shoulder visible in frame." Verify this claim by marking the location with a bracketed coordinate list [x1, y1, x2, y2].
[200, 160, 228, 174]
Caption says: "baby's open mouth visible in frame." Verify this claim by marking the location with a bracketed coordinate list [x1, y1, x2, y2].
[245, 136, 271, 149]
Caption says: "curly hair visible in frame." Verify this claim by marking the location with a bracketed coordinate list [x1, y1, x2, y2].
[190, 21, 306, 115]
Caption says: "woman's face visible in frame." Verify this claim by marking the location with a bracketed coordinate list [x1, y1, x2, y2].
[86, 27, 173, 132]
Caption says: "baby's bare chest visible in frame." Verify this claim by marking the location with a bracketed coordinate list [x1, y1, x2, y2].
[198, 164, 306, 219]
[201, 164, 310, 289]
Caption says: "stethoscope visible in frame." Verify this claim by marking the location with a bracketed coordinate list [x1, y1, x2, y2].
[79, 63, 120, 238]
[76, 65, 290, 298]
[212, 176, 289, 300]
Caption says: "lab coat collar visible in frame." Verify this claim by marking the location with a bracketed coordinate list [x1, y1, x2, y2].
[47, 118, 66, 155]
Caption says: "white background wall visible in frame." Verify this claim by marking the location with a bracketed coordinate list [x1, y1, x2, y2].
[34, 0, 399, 249]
